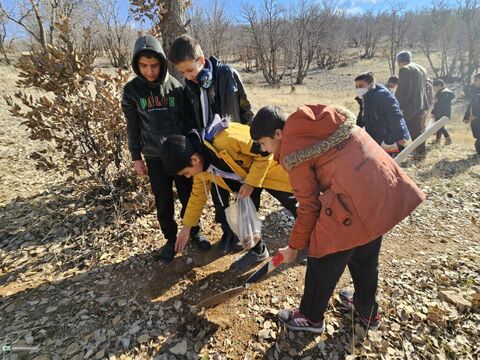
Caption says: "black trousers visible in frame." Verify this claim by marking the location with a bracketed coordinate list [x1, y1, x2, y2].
[300, 236, 382, 322]
[145, 159, 199, 243]
[211, 186, 231, 233]
[435, 117, 450, 139]
[406, 111, 426, 156]
[471, 118, 480, 153]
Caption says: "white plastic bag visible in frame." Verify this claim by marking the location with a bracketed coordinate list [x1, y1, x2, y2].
[225, 196, 262, 250]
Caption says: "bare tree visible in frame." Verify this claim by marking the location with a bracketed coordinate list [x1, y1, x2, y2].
[92, 0, 133, 68]
[385, 3, 414, 75]
[457, 0, 480, 87]
[360, 10, 385, 59]
[0, 10, 12, 64]
[0, 0, 48, 50]
[241, 0, 287, 86]
[188, 0, 231, 60]
[288, 0, 324, 85]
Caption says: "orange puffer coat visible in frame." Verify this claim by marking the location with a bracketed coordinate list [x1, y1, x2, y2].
[278, 104, 426, 258]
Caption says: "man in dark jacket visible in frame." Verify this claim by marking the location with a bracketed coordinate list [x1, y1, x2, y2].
[168, 34, 254, 254]
[355, 72, 410, 155]
[122, 34, 211, 263]
[431, 79, 455, 145]
[395, 51, 429, 159]
[463, 73, 480, 154]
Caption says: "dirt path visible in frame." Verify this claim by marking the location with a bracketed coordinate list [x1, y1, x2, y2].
[1, 64, 479, 360]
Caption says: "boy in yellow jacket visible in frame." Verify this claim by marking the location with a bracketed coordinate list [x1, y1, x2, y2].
[160, 115, 297, 269]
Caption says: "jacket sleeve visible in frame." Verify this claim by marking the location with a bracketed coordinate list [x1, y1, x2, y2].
[234, 70, 254, 125]
[121, 86, 142, 161]
[379, 91, 409, 143]
[180, 86, 198, 134]
[355, 96, 364, 127]
[396, 67, 412, 114]
[228, 135, 272, 188]
[288, 161, 321, 250]
[183, 174, 211, 227]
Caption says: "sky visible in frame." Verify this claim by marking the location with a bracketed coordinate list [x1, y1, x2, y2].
[2, 0, 449, 38]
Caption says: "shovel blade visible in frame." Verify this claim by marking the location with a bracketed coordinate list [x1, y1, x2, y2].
[193, 286, 246, 309]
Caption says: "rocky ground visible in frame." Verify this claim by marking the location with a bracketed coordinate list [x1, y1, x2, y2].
[1, 60, 479, 360]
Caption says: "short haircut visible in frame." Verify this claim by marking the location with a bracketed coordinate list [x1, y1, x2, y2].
[354, 72, 375, 84]
[168, 34, 204, 64]
[250, 106, 288, 140]
[433, 79, 445, 87]
[160, 135, 196, 175]
[474, 73, 480, 81]
[387, 76, 399, 85]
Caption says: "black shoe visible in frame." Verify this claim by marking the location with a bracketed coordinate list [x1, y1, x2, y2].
[191, 232, 211, 251]
[153, 241, 175, 263]
[217, 231, 242, 254]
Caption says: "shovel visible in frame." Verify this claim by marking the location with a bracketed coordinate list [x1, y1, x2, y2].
[192, 253, 284, 310]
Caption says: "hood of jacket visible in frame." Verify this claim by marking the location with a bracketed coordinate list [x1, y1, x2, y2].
[279, 104, 356, 171]
[131, 34, 169, 87]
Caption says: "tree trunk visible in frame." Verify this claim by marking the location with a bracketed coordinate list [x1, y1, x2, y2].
[158, 0, 189, 82]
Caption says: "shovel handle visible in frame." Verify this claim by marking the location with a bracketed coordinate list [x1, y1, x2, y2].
[271, 252, 284, 267]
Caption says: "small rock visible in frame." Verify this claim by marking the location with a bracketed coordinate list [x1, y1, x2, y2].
[121, 338, 130, 349]
[170, 340, 188, 355]
[129, 324, 140, 335]
[174, 300, 182, 311]
[186, 258, 193, 264]
[138, 334, 150, 343]
[439, 290, 472, 311]
[258, 329, 270, 340]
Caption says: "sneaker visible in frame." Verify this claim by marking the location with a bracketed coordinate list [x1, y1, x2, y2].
[445, 137, 452, 145]
[277, 308, 325, 334]
[191, 232, 211, 251]
[232, 246, 269, 270]
[217, 231, 242, 254]
[338, 289, 381, 330]
[153, 241, 175, 263]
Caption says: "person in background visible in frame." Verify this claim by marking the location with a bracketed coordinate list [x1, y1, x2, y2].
[354, 72, 410, 156]
[463, 73, 480, 154]
[395, 51, 429, 160]
[431, 79, 455, 145]
[386, 75, 399, 92]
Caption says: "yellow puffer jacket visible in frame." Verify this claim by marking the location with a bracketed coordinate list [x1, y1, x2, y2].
[183, 123, 292, 227]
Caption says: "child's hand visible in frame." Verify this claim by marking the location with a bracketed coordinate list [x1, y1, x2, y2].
[278, 245, 298, 264]
[134, 160, 148, 176]
[238, 184, 254, 199]
[175, 226, 191, 253]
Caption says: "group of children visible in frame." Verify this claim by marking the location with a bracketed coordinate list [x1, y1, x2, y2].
[122, 34, 430, 334]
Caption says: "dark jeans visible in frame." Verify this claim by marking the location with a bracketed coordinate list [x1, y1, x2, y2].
[435, 117, 450, 139]
[300, 236, 382, 322]
[471, 118, 480, 153]
[250, 188, 298, 253]
[406, 111, 426, 156]
[145, 159, 199, 243]
[211, 185, 231, 233]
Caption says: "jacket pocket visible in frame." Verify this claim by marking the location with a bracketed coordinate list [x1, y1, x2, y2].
[318, 189, 352, 226]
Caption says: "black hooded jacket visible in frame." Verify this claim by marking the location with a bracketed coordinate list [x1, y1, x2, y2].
[121, 35, 194, 160]
[184, 56, 253, 128]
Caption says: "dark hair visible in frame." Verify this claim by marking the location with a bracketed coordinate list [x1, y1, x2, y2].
[387, 75, 399, 85]
[168, 34, 204, 64]
[137, 50, 160, 60]
[354, 72, 375, 84]
[160, 135, 196, 175]
[433, 79, 445, 88]
[474, 73, 480, 81]
[250, 106, 288, 140]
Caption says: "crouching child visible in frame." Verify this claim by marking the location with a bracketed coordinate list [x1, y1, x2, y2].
[250, 105, 425, 333]
[160, 115, 297, 270]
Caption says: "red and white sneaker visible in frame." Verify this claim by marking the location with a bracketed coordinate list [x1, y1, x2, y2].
[277, 308, 325, 334]
[338, 289, 382, 330]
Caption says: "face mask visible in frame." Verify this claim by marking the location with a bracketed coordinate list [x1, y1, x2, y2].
[356, 87, 369, 98]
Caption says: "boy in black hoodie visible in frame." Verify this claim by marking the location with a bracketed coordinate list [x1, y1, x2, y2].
[167, 34, 254, 255]
[431, 79, 455, 145]
[122, 34, 211, 263]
